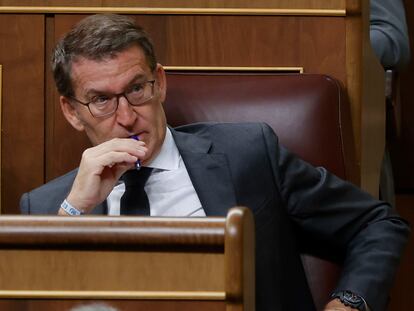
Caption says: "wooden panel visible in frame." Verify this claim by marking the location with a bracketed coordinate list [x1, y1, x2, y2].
[0, 208, 253, 310]
[224, 207, 255, 311]
[0, 14, 45, 214]
[0, 299, 225, 311]
[357, 0, 385, 196]
[0, 250, 224, 292]
[48, 14, 346, 180]
[0, 0, 346, 10]
[53, 15, 346, 76]
[0, 65, 2, 214]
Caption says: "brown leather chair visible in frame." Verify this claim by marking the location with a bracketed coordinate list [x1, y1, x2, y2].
[164, 72, 357, 310]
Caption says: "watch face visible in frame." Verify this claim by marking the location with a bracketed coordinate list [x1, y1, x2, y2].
[344, 291, 363, 304]
[332, 291, 366, 311]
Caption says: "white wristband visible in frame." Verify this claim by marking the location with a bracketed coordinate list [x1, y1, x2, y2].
[60, 199, 82, 216]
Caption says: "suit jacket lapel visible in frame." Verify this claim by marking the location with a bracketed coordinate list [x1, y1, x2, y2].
[171, 128, 237, 216]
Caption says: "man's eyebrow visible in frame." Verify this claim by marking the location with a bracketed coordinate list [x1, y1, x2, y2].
[127, 73, 148, 85]
[83, 73, 148, 98]
[117, 74, 149, 88]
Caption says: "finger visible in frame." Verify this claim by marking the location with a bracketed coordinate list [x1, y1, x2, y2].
[100, 161, 135, 182]
[79, 151, 136, 177]
[112, 162, 136, 179]
[95, 151, 139, 171]
[84, 138, 148, 159]
[85, 139, 146, 155]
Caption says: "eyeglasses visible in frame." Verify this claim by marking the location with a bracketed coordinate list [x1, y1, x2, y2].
[70, 80, 156, 118]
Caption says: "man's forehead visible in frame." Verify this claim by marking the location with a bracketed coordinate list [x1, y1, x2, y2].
[70, 46, 151, 92]
[71, 45, 148, 70]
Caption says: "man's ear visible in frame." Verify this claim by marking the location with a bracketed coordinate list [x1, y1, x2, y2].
[60, 96, 85, 132]
[155, 63, 167, 103]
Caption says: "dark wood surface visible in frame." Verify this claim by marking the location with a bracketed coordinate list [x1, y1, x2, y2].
[390, 0, 414, 190]
[0, 0, 345, 9]
[0, 216, 225, 249]
[0, 14, 45, 214]
[0, 300, 225, 311]
[0, 208, 254, 311]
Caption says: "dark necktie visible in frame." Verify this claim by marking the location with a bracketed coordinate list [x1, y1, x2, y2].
[120, 167, 153, 215]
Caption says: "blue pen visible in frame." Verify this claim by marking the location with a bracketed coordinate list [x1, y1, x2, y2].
[130, 135, 141, 170]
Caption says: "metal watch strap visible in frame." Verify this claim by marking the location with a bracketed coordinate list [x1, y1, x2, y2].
[330, 290, 368, 311]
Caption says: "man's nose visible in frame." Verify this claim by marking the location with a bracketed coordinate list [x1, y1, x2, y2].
[116, 95, 137, 126]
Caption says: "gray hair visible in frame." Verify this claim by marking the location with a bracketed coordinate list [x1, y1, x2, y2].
[70, 302, 119, 311]
[52, 14, 157, 98]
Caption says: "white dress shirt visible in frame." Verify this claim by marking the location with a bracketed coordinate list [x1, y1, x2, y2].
[107, 128, 205, 217]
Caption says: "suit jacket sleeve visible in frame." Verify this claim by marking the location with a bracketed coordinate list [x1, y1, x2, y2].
[370, 0, 410, 69]
[20, 192, 30, 214]
[19, 169, 78, 215]
[261, 123, 410, 311]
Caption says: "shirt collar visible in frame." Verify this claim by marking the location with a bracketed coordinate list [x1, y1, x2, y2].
[146, 127, 180, 171]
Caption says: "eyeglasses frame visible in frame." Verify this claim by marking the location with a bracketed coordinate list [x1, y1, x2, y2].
[69, 79, 156, 118]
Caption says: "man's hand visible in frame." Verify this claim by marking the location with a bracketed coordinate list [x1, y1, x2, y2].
[324, 299, 359, 311]
[60, 138, 147, 214]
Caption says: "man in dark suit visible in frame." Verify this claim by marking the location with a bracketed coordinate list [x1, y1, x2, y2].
[20, 14, 409, 311]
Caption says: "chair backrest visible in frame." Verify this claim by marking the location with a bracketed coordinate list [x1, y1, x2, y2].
[164, 72, 355, 310]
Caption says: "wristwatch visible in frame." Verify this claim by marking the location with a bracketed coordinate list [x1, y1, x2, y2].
[330, 290, 368, 311]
